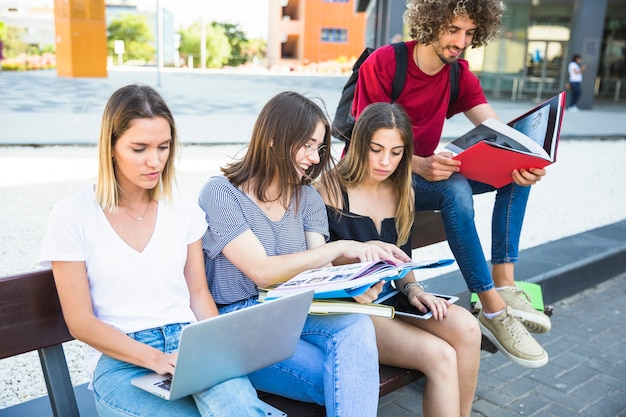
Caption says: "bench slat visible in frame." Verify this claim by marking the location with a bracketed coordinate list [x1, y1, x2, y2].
[411, 210, 447, 248]
[0, 270, 72, 359]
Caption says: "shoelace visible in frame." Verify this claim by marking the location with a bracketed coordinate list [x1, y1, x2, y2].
[499, 308, 529, 343]
[513, 286, 533, 303]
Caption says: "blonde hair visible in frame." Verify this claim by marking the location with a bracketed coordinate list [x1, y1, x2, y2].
[96, 84, 178, 211]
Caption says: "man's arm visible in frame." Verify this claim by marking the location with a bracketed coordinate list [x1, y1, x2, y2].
[464, 102, 499, 125]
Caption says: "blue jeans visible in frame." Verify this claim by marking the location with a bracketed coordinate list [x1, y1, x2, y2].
[569, 81, 582, 107]
[92, 323, 266, 417]
[413, 172, 531, 293]
[219, 298, 379, 417]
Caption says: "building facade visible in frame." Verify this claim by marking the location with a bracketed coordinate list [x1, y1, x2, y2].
[267, 0, 366, 69]
[355, 0, 626, 108]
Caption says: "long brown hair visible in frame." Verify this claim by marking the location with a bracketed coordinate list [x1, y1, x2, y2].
[324, 102, 414, 246]
[222, 91, 332, 211]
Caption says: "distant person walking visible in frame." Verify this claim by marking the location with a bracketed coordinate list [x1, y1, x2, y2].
[568, 53, 586, 111]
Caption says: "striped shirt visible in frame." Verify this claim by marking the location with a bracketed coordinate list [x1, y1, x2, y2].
[199, 176, 329, 305]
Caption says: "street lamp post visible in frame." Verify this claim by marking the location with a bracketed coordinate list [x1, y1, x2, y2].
[156, 0, 163, 86]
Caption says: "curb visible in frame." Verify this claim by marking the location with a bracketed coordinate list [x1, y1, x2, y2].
[422, 220, 626, 307]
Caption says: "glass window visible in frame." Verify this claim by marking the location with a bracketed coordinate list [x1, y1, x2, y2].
[321, 28, 348, 43]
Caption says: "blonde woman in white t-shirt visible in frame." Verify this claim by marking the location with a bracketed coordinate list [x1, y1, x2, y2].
[39, 84, 266, 417]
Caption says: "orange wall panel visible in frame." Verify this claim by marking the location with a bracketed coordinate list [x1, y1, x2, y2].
[302, 0, 366, 63]
[54, 0, 107, 77]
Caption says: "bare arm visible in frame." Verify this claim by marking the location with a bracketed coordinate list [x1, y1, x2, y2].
[464, 102, 499, 125]
[51, 261, 176, 375]
[185, 239, 219, 321]
[221, 229, 405, 288]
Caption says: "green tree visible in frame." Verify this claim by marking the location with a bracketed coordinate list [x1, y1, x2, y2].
[2, 25, 27, 59]
[214, 22, 248, 66]
[107, 13, 154, 63]
[178, 22, 230, 68]
[243, 37, 267, 63]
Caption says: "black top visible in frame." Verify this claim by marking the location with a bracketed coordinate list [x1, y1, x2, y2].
[325, 190, 412, 257]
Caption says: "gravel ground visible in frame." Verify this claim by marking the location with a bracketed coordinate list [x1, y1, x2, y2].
[1, 140, 625, 409]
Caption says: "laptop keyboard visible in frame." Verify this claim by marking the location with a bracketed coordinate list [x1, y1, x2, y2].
[154, 377, 172, 391]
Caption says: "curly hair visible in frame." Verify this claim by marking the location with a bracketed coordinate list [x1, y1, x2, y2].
[404, 0, 504, 48]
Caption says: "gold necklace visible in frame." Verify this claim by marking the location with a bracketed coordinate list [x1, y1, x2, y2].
[124, 200, 151, 221]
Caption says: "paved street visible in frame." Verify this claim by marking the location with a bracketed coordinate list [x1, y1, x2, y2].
[380, 272, 626, 417]
[1, 67, 625, 146]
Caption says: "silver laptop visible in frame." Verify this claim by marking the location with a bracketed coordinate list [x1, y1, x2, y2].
[131, 289, 314, 403]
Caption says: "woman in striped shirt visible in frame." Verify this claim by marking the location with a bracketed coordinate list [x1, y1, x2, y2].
[199, 91, 410, 417]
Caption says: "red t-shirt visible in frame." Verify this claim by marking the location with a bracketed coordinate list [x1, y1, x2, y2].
[353, 40, 487, 157]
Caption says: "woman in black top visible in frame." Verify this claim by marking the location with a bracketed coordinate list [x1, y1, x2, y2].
[317, 102, 481, 417]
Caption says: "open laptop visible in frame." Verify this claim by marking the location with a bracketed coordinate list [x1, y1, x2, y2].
[131, 289, 314, 403]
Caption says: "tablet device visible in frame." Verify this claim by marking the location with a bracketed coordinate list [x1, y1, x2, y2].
[377, 289, 459, 319]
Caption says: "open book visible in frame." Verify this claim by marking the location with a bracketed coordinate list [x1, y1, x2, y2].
[262, 258, 455, 300]
[444, 91, 566, 188]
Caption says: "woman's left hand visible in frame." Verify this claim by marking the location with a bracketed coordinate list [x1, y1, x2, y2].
[406, 288, 451, 321]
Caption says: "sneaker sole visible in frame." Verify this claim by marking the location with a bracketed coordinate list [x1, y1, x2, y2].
[479, 321, 549, 368]
[511, 308, 551, 334]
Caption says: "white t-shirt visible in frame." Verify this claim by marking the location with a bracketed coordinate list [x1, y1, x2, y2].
[40, 185, 207, 327]
[568, 61, 583, 82]
[39, 186, 207, 376]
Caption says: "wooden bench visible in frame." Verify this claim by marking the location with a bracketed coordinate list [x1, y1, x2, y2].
[0, 211, 550, 417]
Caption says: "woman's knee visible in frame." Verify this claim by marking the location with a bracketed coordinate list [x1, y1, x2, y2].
[423, 341, 458, 376]
[449, 308, 482, 349]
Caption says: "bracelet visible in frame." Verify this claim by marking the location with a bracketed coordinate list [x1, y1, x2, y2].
[403, 281, 424, 296]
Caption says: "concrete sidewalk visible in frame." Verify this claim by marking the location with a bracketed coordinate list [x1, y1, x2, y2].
[0, 68, 625, 146]
[384, 271, 626, 417]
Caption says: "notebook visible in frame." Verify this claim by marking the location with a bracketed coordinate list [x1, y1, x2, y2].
[131, 289, 314, 403]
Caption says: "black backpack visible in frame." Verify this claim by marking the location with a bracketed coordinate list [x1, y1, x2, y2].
[331, 42, 460, 143]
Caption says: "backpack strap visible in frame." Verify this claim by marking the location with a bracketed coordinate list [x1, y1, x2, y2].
[391, 42, 408, 102]
[390, 43, 458, 107]
[449, 61, 459, 106]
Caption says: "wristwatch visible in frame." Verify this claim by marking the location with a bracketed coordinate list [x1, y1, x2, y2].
[403, 281, 424, 296]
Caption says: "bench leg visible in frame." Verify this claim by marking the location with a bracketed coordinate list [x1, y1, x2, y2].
[39, 345, 81, 417]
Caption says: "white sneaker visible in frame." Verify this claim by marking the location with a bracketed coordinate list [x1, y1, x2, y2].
[498, 287, 551, 333]
[479, 307, 549, 368]
[569, 106, 579, 112]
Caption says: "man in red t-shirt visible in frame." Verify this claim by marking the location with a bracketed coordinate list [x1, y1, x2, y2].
[353, 0, 551, 370]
